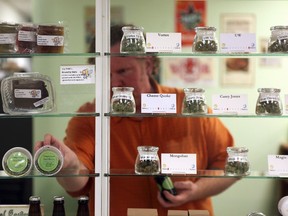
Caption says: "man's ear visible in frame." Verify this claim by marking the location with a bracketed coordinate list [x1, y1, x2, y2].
[145, 56, 154, 76]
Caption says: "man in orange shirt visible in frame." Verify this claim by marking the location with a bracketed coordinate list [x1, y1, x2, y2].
[35, 24, 237, 216]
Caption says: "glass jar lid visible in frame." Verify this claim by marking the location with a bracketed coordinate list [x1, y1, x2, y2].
[270, 25, 288, 31]
[227, 146, 248, 153]
[257, 88, 281, 93]
[183, 88, 205, 93]
[195, 26, 216, 32]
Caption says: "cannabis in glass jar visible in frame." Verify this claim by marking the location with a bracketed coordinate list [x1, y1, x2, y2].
[182, 88, 208, 115]
[111, 87, 136, 114]
[225, 147, 250, 176]
[255, 88, 283, 115]
[268, 26, 288, 53]
[135, 146, 160, 174]
[120, 26, 146, 53]
[192, 27, 218, 53]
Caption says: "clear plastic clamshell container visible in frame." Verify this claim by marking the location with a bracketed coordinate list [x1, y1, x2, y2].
[1, 72, 55, 114]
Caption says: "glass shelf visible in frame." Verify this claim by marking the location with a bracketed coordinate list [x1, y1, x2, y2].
[105, 112, 288, 118]
[0, 112, 100, 118]
[0, 52, 100, 58]
[0, 169, 99, 179]
[105, 52, 288, 57]
[106, 169, 288, 179]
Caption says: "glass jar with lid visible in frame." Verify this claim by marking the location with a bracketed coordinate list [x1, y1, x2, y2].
[182, 88, 208, 115]
[268, 26, 288, 53]
[255, 88, 283, 115]
[111, 87, 136, 114]
[192, 26, 218, 53]
[135, 146, 160, 174]
[120, 26, 146, 53]
[224, 147, 250, 176]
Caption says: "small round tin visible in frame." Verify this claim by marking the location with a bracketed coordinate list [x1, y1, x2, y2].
[2, 147, 33, 177]
[34, 145, 63, 176]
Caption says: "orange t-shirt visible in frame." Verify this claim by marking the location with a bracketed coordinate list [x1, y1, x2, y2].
[64, 82, 234, 216]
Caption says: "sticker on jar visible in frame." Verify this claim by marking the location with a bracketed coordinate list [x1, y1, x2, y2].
[18, 30, 36, 42]
[0, 33, 16, 44]
[34, 97, 49, 107]
[37, 35, 64, 46]
[112, 94, 133, 100]
[14, 89, 42, 99]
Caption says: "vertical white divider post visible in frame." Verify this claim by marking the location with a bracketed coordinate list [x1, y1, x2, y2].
[95, 0, 110, 215]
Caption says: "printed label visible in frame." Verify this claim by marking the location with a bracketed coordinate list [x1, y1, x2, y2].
[14, 89, 41, 99]
[0, 33, 16, 44]
[18, 30, 36, 42]
[37, 35, 64, 46]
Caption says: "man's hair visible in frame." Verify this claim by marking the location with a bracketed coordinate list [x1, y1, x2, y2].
[87, 24, 159, 77]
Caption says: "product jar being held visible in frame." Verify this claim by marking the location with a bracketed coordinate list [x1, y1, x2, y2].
[34, 145, 64, 176]
[135, 146, 160, 175]
[224, 146, 250, 176]
[255, 88, 283, 116]
[182, 88, 208, 115]
[192, 26, 218, 53]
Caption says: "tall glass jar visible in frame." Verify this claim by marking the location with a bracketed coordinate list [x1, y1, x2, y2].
[111, 87, 136, 114]
[268, 26, 288, 53]
[192, 26, 218, 53]
[255, 88, 282, 115]
[135, 146, 160, 175]
[224, 147, 250, 176]
[182, 88, 207, 115]
[120, 26, 146, 53]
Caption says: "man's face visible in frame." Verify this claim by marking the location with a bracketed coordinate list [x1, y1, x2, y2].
[110, 43, 152, 106]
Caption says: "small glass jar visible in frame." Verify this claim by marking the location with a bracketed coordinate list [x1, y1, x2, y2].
[2, 147, 33, 177]
[34, 145, 64, 176]
[255, 88, 282, 116]
[182, 88, 207, 115]
[120, 26, 146, 53]
[224, 147, 250, 176]
[36, 24, 65, 53]
[1, 72, 56, 114]
[192, 26, 218, 53]
[0, 22, 18, 53]
[16, 23, 37, 54]
[135, 146, 160, 175]
[278, 196, 288, 216]
[111, 87, 136, 114]
[268, 26, 288, 53]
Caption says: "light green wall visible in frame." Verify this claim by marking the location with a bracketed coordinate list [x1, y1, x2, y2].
[32, 0, 288, 215]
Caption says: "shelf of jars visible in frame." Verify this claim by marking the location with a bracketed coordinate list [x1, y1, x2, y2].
[0, 112, 100, 118]
[105, 169, 288, 179]
[105, 52, 288, 57]
[0, 170, 99, 179]
[0, 52, 100, 58]
[105, 113, 288, 118]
